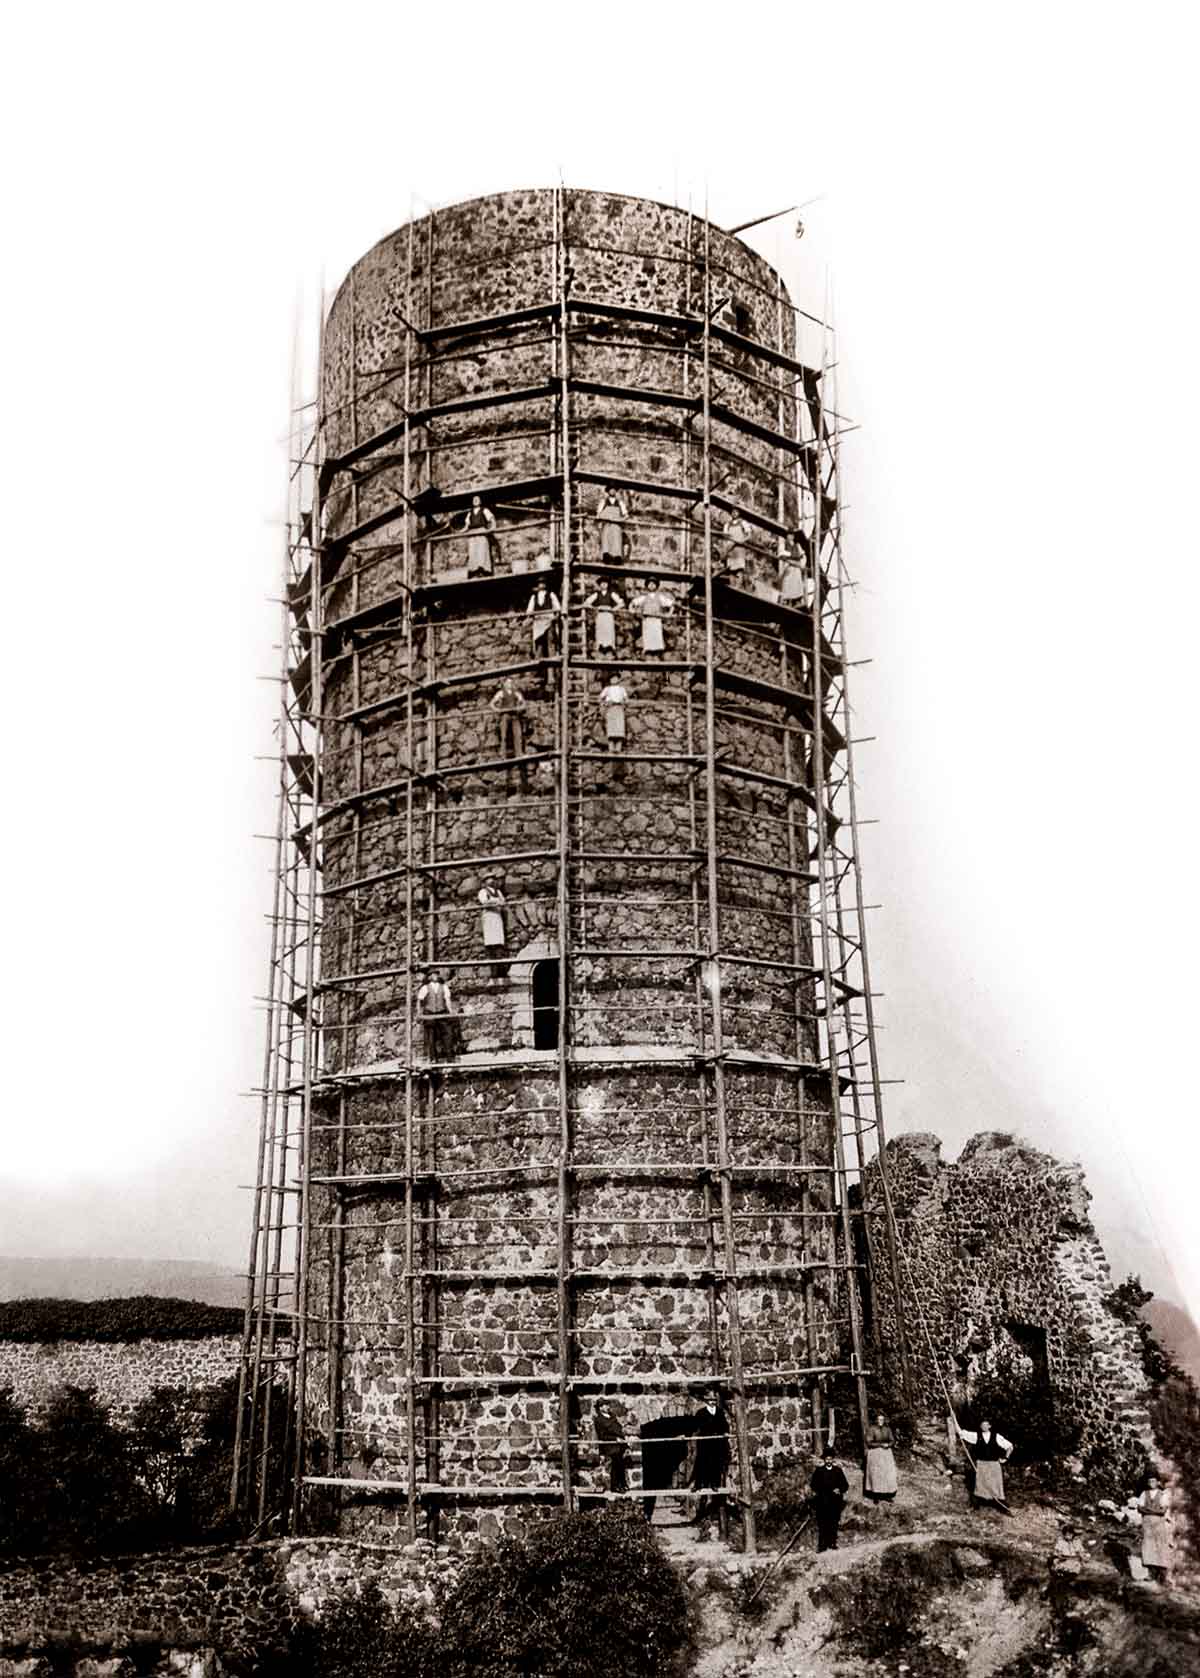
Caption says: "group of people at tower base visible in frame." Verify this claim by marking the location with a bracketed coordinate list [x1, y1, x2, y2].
[589, 1400, 1176, 1578]
[589, 1399, 905, 1550]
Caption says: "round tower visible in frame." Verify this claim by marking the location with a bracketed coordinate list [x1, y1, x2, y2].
[248, 188, 898, 1548]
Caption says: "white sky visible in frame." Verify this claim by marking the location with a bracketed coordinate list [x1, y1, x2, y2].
[0, 4, 1196, 1312]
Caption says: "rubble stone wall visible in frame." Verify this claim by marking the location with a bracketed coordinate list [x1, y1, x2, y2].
[0, 1338, 241, 1424]
[306, 1062, 838, 1542]
[302, 190, 837, 1542]
[864, 1131, 1155, 1479]
[0, 1538, 456, 1672]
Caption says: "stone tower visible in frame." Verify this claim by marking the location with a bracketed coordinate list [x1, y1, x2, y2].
[239, 188, 904, 1548]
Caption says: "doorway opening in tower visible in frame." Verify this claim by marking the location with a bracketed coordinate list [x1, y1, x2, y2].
[532, 958, 563, 1049]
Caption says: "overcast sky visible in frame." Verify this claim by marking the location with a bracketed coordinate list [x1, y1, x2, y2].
[1, 4, 1196, 1311]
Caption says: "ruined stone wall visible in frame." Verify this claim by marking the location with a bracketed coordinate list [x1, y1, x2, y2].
[0, 1337, 241, 1423]
[0, 1538, 457, 1672]
[865, 1132, 1155, 1478]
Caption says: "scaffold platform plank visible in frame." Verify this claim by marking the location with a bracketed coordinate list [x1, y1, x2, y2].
[323, 382, 557, 488]
[421, 300, 556, 345]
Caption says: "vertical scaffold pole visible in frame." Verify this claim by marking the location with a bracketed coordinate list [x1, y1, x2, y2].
[553, 183, 575, 1509]
[807, 296, 869, 1448]
[826, 331, 913, 1406]
[701, 209, 756, 1554]
[290, 293, 327, 1534]
[231, 505, 292, 1519]
[402, 207, 420, 1543]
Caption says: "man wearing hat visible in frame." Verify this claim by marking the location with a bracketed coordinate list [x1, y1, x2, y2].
[810, 1443, 850, 1553]
[593, 1398, 629, 1498]
[690, 1388, 730, 1540]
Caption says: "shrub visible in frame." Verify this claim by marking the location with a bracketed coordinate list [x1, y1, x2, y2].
[751, 1455, 813, 1545]
[824, 1546, 955, 1664]
[0, 1387, 46, 1553]
[1103, 1276, 1179, 1384]
[0, 1376, 251, 1553]
[309, 1581, 436, 1678]
[438, 1511, 691, 1678]
[39, 1385, 154, 1550]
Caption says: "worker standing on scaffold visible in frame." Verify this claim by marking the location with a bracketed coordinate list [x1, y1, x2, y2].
[599, 674, 628, 752]
[629, 582, 672, 657]
[722, 513, 755, 583]
[526, 579, 562, 657]
[597, 490, 630, 563]
[583, 578, 624, 656]
[416, 968, 456, 1062]
[490, 676, 529, 792]
[461, 495, 497, 577]
[477, 878, 508, 977]
[778, 530, 810, 607]
[594, 1399, 629, 1497]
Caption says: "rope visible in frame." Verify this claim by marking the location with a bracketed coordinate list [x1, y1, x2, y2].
[892, 1221, 977, 1477]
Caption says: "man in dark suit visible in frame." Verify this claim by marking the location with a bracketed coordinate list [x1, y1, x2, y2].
[593, 1399, 628, 1495]
[690, 1388, 731, 1539]
[810, 1444, 850, 1552]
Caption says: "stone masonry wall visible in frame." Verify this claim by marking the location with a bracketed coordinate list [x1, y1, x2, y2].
[302, 190, 841, 1541]
[865, 1132, 1156, 1479]
[307, 1062, 839, 1542]
[0, 1338, 242, 1424]
[0, 1538, 457, 1672]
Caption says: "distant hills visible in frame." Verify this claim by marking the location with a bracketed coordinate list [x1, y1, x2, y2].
[0, 1258, 243, 1309]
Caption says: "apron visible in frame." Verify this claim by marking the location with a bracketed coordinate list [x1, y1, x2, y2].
[479, 896, 506, 947]
[865, 1444, 898, 1495]
[1142, 1494, 1172, 1568]
[599, 505, 625, 559]
[640, 614, 665, 654]
[602, 691, 627, 739]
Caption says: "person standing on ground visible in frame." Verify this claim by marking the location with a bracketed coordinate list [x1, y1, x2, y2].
[594, 1399, 629, 1498]
[1138, 1475, 1174, 1582]
[690, 1389, 730, 1541]
[863, 1411, 898, 1504]
[953, 1416, 1013, 1510]
[810, 1444, 850, 1552]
